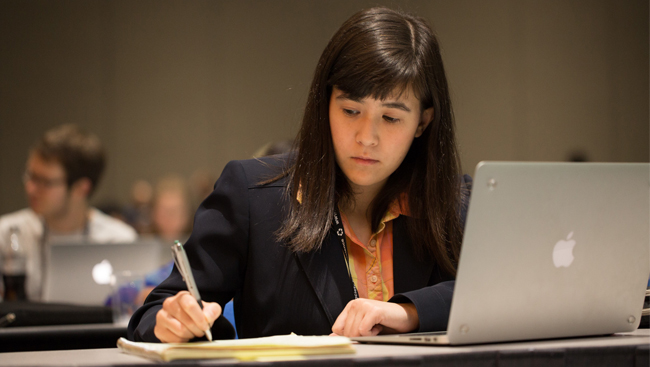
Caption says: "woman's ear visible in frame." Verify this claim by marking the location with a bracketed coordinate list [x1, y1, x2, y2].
[415, 107, 434, 137]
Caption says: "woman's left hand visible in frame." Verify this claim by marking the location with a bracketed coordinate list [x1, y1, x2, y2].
[331, 299, 419, 337]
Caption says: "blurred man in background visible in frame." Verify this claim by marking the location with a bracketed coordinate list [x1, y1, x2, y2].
[0, 124, 137, 301]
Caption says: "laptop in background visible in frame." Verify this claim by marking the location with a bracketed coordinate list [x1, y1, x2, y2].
[353, 162, 649, 345]
[43, 239, 163, 305]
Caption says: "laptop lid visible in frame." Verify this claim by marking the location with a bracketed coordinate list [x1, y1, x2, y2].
[43, 240, 163, 306]
[447, 161, 649, 344]
[353, 162, 649, 346]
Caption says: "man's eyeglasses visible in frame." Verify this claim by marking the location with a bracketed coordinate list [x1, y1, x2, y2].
[23, 171, 66, 189]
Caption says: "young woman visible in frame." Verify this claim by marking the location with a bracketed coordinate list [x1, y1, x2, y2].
[128, 6, 470, 343]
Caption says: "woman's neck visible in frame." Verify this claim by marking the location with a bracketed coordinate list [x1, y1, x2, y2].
[339, 180, 385, 245]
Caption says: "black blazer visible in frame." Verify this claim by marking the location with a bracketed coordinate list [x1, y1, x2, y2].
[128, 155, 470, 342]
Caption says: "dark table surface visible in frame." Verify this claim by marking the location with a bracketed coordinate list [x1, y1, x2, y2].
[0, 323, 126, 353]
[0, 301, 119, 352]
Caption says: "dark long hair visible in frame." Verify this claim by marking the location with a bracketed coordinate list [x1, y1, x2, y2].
[276, 7, 464, 277]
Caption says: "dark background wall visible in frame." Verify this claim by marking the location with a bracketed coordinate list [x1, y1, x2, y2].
[1, 0, 647, 214]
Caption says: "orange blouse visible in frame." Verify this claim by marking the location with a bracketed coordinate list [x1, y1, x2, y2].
[339, 197, 406, 301]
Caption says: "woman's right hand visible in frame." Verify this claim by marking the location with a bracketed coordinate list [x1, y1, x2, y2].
[153, 291, 222, 343]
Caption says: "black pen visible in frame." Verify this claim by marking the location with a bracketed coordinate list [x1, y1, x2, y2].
[172, 241, 213, 341]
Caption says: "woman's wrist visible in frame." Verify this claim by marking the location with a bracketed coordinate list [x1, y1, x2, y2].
[396, 302, 420, 332]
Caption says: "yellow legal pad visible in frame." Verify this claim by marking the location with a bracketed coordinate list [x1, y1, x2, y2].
[117, 334, 356, 362]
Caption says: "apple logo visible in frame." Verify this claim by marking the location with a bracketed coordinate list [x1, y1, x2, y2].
[553, 231, 576, 268]
[92, 259, 113, 284]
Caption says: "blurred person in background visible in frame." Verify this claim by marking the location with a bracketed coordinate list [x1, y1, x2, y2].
[151, 175, 191, 244]
[122, 179, 154, 234]
[133, 175, 191, 305]
[0, 124, 137, 301]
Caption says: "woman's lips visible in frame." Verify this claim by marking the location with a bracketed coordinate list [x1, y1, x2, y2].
[352, 157, 379, 165]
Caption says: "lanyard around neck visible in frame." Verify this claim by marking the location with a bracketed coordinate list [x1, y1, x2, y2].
[332, 206, 359, 300]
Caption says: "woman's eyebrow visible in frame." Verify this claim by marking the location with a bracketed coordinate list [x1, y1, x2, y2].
[336, 94, 411, 112]
[382, 102, 411, 112]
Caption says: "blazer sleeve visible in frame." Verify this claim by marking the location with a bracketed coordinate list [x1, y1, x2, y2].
[388, 174, 472, 332]
[127, 160, 252, 342]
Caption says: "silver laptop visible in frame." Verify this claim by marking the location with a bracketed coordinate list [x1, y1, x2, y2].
[353, 162, 649, 345]
[42, 240, 163, 305]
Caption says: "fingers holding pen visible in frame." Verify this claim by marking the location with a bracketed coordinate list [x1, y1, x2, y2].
[155, 306, 194, 343]
[154, 291, 221, 343]
[201, 300, 222, 326]
[154, 293, 196, 343]
[177, 292, 213, 334]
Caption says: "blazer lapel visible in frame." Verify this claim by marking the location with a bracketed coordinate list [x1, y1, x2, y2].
[392, 217, 434, 293]
[294, 230, 355, 326]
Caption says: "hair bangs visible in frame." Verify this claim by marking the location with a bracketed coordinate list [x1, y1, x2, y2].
[326, 25, 428, 105]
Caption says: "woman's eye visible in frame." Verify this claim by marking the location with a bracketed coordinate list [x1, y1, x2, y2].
[383, 115, 400, 123]
[343, 109, 359, 116]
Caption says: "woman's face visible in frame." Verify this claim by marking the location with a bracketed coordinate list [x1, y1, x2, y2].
[329, 86, 432, 194]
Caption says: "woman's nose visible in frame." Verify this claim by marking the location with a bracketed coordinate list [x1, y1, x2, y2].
[355, 116, 379, 147]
